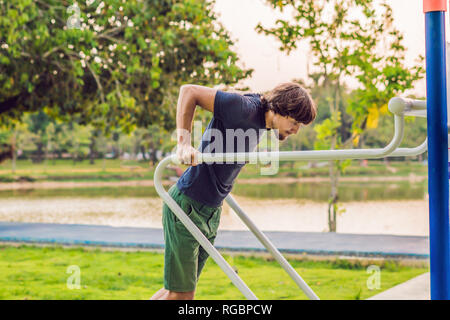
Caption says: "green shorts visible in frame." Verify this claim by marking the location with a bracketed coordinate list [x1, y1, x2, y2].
[162, 184, 222, 292]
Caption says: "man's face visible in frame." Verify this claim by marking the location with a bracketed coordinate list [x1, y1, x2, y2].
[272, 114, 302, 141]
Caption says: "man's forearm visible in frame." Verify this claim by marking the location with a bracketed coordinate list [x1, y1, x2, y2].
[176, 86, 197, 146]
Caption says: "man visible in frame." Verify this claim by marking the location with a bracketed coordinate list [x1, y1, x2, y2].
[151, 82, 317, 300]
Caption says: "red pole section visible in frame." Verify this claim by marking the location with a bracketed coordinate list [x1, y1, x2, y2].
[423, 0, 447, 12]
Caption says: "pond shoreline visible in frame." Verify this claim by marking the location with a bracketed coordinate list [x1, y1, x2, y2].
[0, 174, 427, 190]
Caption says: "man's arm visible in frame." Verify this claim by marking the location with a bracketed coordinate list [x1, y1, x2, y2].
[176, 84, 217, 166]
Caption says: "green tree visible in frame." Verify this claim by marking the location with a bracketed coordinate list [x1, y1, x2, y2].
[257, 0, 424, 232]
[93, 130, 111, 171]
[27, 110, 51, 163]
[0, 128, 13, 164]
[0, 0, 252, 133]
[65, 122, 92, 163]
[0, 116, 39, 171]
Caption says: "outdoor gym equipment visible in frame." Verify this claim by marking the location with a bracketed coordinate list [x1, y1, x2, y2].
[154, 0, 450, 300]
[154, 97, 428, 300]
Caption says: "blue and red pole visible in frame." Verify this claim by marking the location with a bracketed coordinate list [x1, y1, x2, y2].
[423, 0, 450, 300]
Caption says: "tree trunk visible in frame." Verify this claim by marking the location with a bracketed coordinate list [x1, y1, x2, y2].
[44, 141, 49, 173]
[149, 149, 159, 166]
[72, 150, 77, 165]
[328, 150, 339, 232]
[89, 132, 96, 165]
[33, 142, 44, 163]
[327, 86, 340, 233]
[11, 132, 16, 174]
[140, 145, 148, 161]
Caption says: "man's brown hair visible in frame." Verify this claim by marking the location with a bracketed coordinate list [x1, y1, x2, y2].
[260, 82, 317, 125]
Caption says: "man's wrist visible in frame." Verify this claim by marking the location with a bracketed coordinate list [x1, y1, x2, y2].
[177, 128, 191, 145]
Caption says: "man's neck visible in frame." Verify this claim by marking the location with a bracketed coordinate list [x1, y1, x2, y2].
[265, 110, 274, 130]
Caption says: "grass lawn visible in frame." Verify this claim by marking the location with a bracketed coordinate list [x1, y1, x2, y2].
[0, 159, 155, 182]
[0, 159, 427, 183]
[0, 245, 428, 300]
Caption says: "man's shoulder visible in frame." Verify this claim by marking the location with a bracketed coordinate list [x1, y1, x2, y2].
[218, 90, 261, 103]
[215, 90, 262, 110]
[213, 89, 264, 128]
[214, 86, 259, 97]
[222, 88, 246, 95]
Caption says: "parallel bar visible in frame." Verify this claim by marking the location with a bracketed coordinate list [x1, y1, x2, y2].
[225, 194, 319, 300]
[194, 115, 405, 164]
[153, 96, 429, 300]
[424, 9, 450, 300]
[390, 139, 428, 157]
[154, 157, 258, 300]
[389, 97, 427, 118]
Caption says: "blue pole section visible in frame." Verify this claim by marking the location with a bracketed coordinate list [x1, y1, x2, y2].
[425, 10, 450, 300]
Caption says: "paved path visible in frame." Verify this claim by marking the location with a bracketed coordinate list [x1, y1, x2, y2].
[0, 222, 429, 259]
[368, 272, 430, 300]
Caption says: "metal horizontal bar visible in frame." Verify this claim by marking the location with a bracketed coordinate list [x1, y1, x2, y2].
[390, 97, 427, 118]
[176, 114, 405, 164]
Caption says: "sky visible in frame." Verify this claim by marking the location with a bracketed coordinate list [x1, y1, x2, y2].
[213, 0, 449, 96]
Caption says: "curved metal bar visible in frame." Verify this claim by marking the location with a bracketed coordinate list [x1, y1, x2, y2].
[388, 97, 428, 157]
[154, 156, 258, 300]
[390, 138, 428, 157]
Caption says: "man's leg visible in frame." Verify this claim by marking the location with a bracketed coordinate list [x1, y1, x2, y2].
[149, 287, 166, 300]
[197, 236, 215, 280]
[160, 186, 203, 299]
[150, 288, 195, 300]
[158, 289, 195, 300]
[197, 207, 222, 280]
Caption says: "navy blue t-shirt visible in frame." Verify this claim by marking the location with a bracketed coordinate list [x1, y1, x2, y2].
[176, 90, 267, 207]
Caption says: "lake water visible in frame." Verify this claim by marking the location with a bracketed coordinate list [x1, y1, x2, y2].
[0, 180, 428, 202]
[0, 180, 430, 236]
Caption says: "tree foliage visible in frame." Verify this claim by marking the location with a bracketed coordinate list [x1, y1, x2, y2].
[257, 0, 424, 143]
[0, 0, 252, 133]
